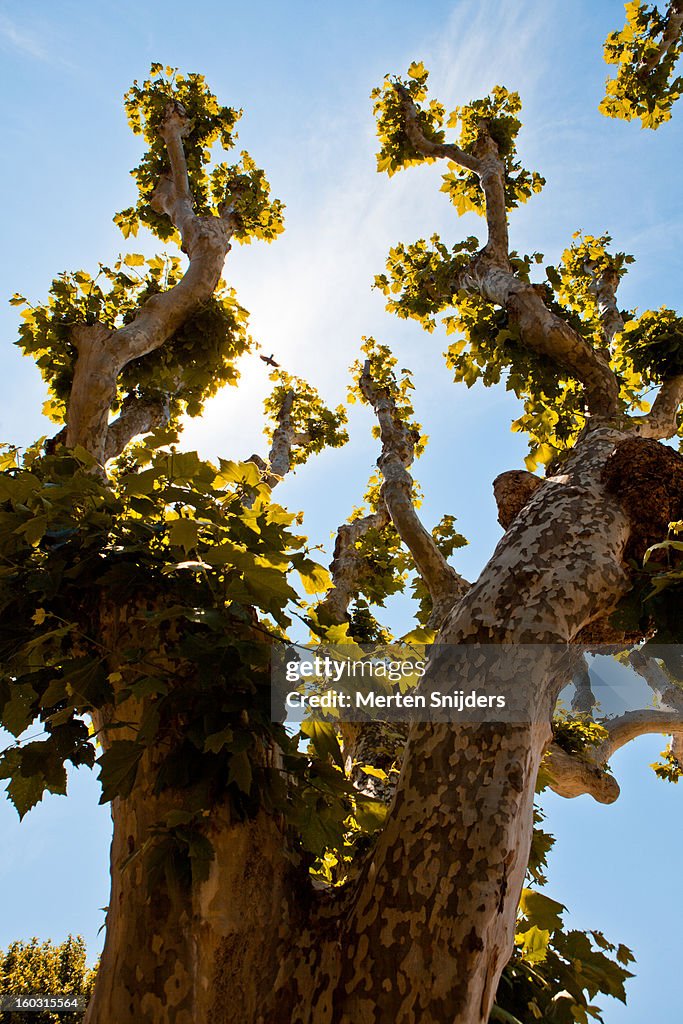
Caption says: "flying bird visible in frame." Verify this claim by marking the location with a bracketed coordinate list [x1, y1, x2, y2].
[260, 353, 280, 368]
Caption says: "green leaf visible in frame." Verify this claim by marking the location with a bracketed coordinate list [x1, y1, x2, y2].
[355, 796, 389, 832]
[519, 888, 565, 931]
[214, 459, 261, 488]
[17, 515, 48, 547]
[6, 773, 47, 819]
[168, 518, 200, 553]
[300, 721, 344, 769]
[515, 924, 551, 964]
[358, 765, 388, 780]
[97, 741, 144, 803]
[242, 565, 297, 605]
[296, 559, 332, 595]
[1, 684, 37, 736]
[400, 626, 436, 644]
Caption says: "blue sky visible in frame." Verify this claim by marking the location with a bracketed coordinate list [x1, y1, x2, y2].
[0, 1, 681, 1019]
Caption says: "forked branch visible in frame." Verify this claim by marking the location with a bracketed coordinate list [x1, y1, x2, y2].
[396, 86, 619, 421]
[103, 395, 171, 463]
[66, 101, 236, 463]
[397, 84, 508, 262]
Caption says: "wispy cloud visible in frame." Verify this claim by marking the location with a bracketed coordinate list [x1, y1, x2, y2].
[0, 12, 74, 68]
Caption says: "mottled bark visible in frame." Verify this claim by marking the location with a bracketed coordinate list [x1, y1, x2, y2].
[84, 417, 681, 1024]
[265, 427, 638, 1024]
[83, 603, 307, 1024]
[71, 70, 683, 1024]
[585, 260, 624, 353]
[85, 765, 305, 1024]
[103, 395, 171, 463]
[247, 390, 311, 499]
[317, 507, 391, 625]
[633, 373, 683, 439]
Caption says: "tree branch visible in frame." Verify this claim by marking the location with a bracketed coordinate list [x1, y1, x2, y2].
[597, 708, 683, 761]
[150, 101, 194, 228]
[396, 86, 621, 419]
[462, 260, 620, 420]
[544, 743, 620, 803]
[585, 262, 624, 352]
[397, 84, 480, 172]
[65, 103, 235, 465]
[397, 85, 509, 262]
[639, 0, 683, 76]
[65, 322, 116, 453]
[103, 395, 171, 463]
[545, 703, 683, 804]
[245, 391, 312, 506]
[360, 361, 467, 625]
[265, 391, 300, 484]
[317, 506, 391, 624]
[633, 374, 683, 438]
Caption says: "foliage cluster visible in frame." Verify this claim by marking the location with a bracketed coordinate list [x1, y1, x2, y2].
[115, 65, 284, 244]
[601, 1, 683, 127]
[0, 936, 95, 1024]
[263, 371, 348, 467]
[12, 262, 252, 426]
[0, 437, 393, 883]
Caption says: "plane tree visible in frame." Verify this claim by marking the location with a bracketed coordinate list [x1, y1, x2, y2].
[1, 9, 683, 1022]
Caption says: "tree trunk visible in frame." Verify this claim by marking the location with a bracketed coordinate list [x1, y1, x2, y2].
[84, 757, 306, 1024]
[86, 427, 636, 1024]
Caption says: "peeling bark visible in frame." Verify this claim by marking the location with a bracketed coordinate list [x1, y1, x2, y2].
[633, 373, 683, 439]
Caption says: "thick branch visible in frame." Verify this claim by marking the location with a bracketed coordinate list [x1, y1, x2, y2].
[544, 743, 620, 803]
[65, 323, 117, 453]
[599, 708, 683, 760]
[460, 260, 620, 420]
[586, 262, 624, 352]
[397, 85, 509, 262]
[639, 0, 683, 75]
[65, 104, 234, 465]
[103, 395, 171, 463]
[317, 506, 391, 624]
[546, 706, 683, 804]
[633, 374, 683, 438]
[360, 362, 467, 625]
